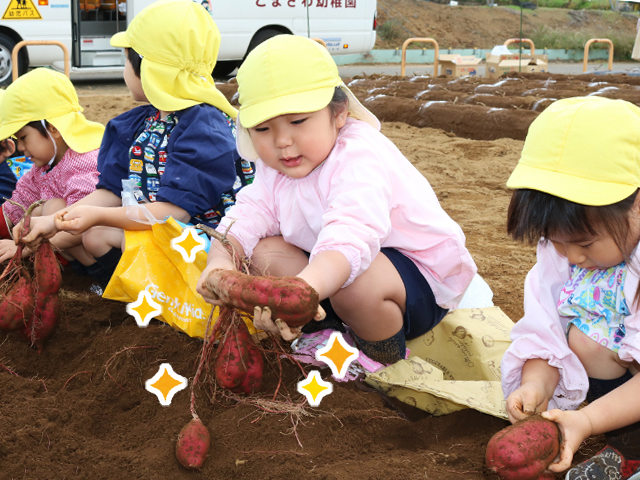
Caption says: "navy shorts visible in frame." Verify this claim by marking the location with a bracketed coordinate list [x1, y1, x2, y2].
[308, 247, 448, 340]
[380, 247, 448, 340]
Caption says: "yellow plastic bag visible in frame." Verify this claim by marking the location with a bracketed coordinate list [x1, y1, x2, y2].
[365, 306, 513, 419]
[103, 217, 255, 338]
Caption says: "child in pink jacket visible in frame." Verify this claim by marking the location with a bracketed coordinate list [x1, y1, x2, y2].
[502, 96, 640, 479]
[197, 35, 477, 364]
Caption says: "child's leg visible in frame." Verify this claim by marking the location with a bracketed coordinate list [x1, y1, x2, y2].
[250, 235, 309, 276]
[41, 198, 67, 216]
[568, 325, 628, 380]
[331, 248, 447, 363]
[80, 226, 125, 288]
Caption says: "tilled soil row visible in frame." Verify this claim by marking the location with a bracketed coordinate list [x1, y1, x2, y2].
[218, 72, 640, 141]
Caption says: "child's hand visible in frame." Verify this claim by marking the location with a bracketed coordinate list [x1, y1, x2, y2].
[542, 409, 593, 472]
[0, 238, 23, 263]
[54, 206, 97, 235]
[14, 215, 56, 246]
[506, 381, 551, 423]
[253, 306, 303, 341]
[253, 304, 326, 341]
[197, 266, 228, 305]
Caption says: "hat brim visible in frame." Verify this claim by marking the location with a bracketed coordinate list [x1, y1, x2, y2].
[0, 120, 27, 143]
[507, 162, 637, 206]
[49, 111, 104, 153]
[110, 31, 130, 48]
[236, 83, 380, 161]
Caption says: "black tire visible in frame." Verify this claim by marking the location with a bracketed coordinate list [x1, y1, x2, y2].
[244, 29, 284, 59]
[0, 33, 26, 87]
[212, 60, 240, 79]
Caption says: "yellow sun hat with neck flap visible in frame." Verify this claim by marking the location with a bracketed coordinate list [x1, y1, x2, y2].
[0, 68, 104, 153]
[506, 96, 640, 206]
[235, 34, 380, 161]
[110, 0, 236, 117]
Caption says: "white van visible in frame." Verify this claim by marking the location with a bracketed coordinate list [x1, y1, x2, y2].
[0, 0, 377, 85]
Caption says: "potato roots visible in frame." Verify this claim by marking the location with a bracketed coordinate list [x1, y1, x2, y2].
[215, 311, 264, 395]
[205, 269, 320, 327]
[175, 417, 210, 470]
[486, 414, 561, 480]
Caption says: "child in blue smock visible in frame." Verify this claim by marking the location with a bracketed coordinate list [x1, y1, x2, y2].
[21, 0, 253, 288]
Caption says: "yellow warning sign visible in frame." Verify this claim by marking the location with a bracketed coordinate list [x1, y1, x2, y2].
[2, 0, 42, 20]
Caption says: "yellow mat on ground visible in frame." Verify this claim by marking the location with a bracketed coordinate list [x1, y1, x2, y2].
[365, 307, 513, 419]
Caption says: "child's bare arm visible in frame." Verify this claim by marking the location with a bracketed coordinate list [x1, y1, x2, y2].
[296, 250, 351, 300]
[54, 201, 189, 235]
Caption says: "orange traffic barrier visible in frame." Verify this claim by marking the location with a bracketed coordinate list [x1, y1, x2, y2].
[401, 38, 439, 77]
[504, 38, 535, 54]
[12, 40, 70, 81]
[583, 38, 613, 72]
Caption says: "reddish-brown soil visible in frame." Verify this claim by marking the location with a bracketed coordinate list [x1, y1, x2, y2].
[0, 72, 628, 479]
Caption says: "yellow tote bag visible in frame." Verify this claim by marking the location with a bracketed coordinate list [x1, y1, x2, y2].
[365, 307, 513, 419]
[103, 217, 255, 338]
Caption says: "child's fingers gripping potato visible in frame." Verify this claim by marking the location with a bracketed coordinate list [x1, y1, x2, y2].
[13, 215, 54, 246]
[506, 381, 551, 423]
[253, 306, 302, 341]
[542, 409, 593, 472]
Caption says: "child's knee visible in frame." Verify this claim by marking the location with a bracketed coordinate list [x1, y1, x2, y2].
[82, 227, 123, 258]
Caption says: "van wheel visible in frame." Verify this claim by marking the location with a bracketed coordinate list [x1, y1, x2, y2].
[0, 34, 25, 87]
[212, 60, 240, 79]
[245, 29, 283, 59]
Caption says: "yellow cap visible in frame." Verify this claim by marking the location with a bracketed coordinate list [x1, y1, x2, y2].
[0, 68, 104, 153]
[111, 0, 236, 117]
[507, 96, 640, 206]
[235, 34, 379, 161]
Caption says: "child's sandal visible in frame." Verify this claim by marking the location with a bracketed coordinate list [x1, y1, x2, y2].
[565, 446, 640, 480]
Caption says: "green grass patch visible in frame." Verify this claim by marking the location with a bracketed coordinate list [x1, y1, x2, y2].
[528, 24, 634, 58]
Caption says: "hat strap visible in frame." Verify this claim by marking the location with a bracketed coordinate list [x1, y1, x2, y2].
[41, 119, 57, 169]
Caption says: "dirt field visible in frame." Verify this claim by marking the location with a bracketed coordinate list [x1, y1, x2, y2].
[4, 70, 639, 478]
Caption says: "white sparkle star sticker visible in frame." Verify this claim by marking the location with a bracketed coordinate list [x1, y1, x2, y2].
[316, 331, 360, 379]
[170, 227, 206, 263]
[145, 363, 188, 406]
[297, 370, 333, 407]
[126, 287, 163, 328]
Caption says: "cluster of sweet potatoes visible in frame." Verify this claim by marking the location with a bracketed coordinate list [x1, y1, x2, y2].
[0, 201, 62, 352]
[176, 269, 320, 470]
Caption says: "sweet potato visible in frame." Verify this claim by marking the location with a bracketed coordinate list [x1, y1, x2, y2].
[215, 319, 251, 390]
[176, 417, 210, 470]
[33, 241, 62, 296]
[205, 269, 319, 327]
[0, 272, 34, 330]
[20, 240, 62, 351]
[215, 316, 264, 394]
[0, 242, 35, 330]
[21, 294, 60, 353]
[486, 414, 561, 480]
[232, 340, 263, 395]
